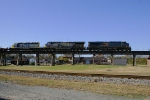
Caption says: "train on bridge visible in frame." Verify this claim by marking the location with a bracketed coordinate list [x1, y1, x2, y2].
[8, 41, 131, 51]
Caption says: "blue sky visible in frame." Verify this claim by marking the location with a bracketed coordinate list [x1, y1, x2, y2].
[0, 0, 150, 51]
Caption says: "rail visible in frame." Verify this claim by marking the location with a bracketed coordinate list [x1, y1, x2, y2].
[0, 48, 150, 55]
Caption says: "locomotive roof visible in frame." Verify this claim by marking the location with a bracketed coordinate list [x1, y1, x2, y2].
[88, 41, 126, 43]
[47, 42, 85, 43]
[14, 42, 40, 43]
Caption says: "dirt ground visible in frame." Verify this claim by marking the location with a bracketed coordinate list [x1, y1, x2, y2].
[46, 65, 150, 76]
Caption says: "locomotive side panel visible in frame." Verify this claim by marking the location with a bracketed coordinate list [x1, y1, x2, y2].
[73, 42, 85, 49]
[12, 42, 39, 48]
[46, 42, 73, 49]
[108, 42, 122, 47]
[60, 42, 74, 49]
[88, 42, 100, 50]
[45, 42, 85, 50]
[88, 41, 131, 51]
[29, 43, 39, 48]
[45, 42, 61, 48]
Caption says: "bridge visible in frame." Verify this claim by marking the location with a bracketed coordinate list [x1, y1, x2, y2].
[0, 48, 150, 66]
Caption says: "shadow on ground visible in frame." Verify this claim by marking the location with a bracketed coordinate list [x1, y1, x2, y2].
[0, 98, 10, 100]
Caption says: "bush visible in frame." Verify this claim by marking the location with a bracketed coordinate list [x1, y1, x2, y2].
[30, 62, 35, 65]
[127, 58, 147, 65]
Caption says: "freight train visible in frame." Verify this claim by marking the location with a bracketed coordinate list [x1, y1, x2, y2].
[10, 41, 131, 51]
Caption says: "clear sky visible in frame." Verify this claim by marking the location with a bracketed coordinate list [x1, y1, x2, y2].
[0, 0, 150, 51]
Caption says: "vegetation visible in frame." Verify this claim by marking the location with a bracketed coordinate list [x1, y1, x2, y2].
[114, 55, 148, 65]
[0, 74, 149, 98]
[127, 57, 147, 65]
[1, 65, 150, 76]
[0, 65, 119, 71]
[30, 62, 35, 65]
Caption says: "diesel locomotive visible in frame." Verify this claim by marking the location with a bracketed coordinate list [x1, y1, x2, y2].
[12, 42, 40, 48]
[88, 41, 131, 51]
[45, 42, 85, 50]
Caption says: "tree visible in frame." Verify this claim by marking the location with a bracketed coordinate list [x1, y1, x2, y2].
[127, 55, 147, 65]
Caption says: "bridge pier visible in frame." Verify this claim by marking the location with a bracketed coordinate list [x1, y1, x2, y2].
[34, 56, 37, 66]
[2, 54, 6, 66]
[36, 53, 39, 66]
[93, 54, 95, 64]
[72, 54, 74, 65]
[52, 54, 55, 66]
[48, 54, 52, 66]
[147, 55, 150, 67]
[0, 56, 2, 66]
[133, 54, 136, 66]
[16, 54, 19, 66]
[19, 54, 22, 66]
[111, 54, 114, 65]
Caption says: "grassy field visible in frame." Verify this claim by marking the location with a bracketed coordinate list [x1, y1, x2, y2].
[0, 64, 119, 71]
[0, 64, 150, 76]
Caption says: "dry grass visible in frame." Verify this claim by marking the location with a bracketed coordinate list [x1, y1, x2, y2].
[0, 74, 150, 98]
[0, 65, 150, 76]
[94, 65, 150, 76]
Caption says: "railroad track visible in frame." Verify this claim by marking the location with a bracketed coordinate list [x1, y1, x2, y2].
[0, 69, 150, 80]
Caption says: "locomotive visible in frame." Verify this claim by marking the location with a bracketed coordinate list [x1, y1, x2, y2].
[87, 41, 131, 51]
[45, 42, 85, 50]
[12, 42, 40, 48]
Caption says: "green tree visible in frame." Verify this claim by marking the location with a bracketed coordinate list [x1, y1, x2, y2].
[127, 55, 147, 65]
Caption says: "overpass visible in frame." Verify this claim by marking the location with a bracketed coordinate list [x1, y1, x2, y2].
[0, 48, 150, 66]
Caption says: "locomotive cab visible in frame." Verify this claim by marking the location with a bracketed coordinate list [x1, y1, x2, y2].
[121, 42, 131, 51]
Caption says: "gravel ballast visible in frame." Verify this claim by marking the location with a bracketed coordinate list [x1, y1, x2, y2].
[0, 81, 144, 100]
[0, 71, 150, 86]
